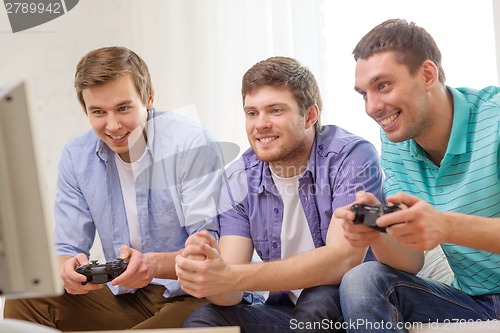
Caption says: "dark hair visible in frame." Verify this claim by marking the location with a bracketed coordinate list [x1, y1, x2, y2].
[74, 46, 154, 112]
[353, 18, 446, 84]
[242, 56, 322, 131]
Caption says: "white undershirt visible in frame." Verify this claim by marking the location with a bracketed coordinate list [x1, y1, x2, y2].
[115, 154, 142, 251]
[271, 169, 315, 304]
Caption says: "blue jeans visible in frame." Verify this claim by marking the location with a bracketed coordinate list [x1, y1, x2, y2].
[339, 261, 500, 333]
[184, 285, 344, 332]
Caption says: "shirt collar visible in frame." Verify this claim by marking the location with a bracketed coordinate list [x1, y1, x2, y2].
[409, 86, 469, 160]
[446, 86, 470, 155]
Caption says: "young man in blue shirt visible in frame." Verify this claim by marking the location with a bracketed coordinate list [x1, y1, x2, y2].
[175, 56, 384, 332]
[4, 46, 223, 330]
[335, 19, 500, 332]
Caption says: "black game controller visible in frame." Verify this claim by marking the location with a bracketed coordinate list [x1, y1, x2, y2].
[75, 258, 128, 285]
[351, 203, 401, 232]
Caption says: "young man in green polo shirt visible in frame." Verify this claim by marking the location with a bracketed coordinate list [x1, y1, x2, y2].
[334, 18, 500, 332]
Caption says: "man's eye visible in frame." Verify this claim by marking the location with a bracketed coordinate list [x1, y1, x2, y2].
[92, 110, 104, 115]
[118, 106, 129, 112]
[246, 111, 256, 117]
[378, 83, 387, 91]
[271, 108, 282, 114]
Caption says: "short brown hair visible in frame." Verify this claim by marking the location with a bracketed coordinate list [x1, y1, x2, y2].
[242, 56, 322, 131]
[353, 18, 446, 84]
[74, 46, 154, 112]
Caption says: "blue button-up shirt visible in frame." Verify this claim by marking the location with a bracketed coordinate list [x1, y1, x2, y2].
[220, 125, 384, 261]
[54, 109, 223, 297]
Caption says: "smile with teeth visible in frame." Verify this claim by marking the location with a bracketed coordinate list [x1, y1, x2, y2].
[380, 113, 399, 127]
[258, 136, 278, 144]
[109, 133, 127, 140]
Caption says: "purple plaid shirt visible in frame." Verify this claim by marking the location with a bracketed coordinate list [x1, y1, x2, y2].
[219, 125, 384, 261]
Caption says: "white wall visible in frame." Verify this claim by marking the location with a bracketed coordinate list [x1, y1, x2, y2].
[494, 0, 500, 84]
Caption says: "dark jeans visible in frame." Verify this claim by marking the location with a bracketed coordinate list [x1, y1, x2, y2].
[184, 285, 344, 333]
[340, 261, 500, 333]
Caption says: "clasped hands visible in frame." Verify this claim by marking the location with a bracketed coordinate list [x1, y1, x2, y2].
[175, 230, 231, 298]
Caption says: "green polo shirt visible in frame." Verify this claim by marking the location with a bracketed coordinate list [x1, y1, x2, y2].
[380, 86, 500, 296]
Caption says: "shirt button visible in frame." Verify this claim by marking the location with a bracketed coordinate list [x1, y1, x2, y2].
[274, 208, 279, 214]
[318, 144, 324, 150]
[272, 242, 278, 248]
[437, 187, 444, 193]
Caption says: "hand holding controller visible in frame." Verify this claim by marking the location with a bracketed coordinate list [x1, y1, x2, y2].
[75, 258, 128, 285]
[351, 204, 401, 232]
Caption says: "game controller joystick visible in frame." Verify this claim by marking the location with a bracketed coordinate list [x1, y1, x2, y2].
[351, 203, 401, 232]
[75, 258, 127, 285]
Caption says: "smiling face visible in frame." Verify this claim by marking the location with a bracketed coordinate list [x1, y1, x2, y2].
[82, 74, 153, 163]
[354, 51, 435, 143]
[244, 85, 317, 176]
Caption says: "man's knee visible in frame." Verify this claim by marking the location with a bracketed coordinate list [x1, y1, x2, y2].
[340, 261, 390, 292]
[4, 297, 52, 326]
[339, 261, 406, 310]
[3, 298, 26, 320]
[293, 285, 342, 324]
[184, 304, 226, 327]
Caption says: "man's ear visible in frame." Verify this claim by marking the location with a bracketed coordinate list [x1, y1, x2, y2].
[305, 104, 319, 129]
[147, 93, 155, 110]
[421, 60, 439, 91]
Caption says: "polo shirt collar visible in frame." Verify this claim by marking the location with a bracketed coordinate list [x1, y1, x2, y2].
[446, 86, 469, 155]
[409, 86, 469, 160]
